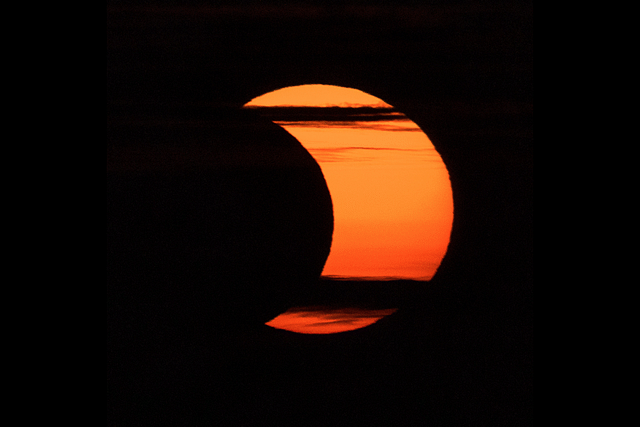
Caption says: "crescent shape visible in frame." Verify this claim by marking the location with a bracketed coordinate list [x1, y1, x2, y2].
[245, 84, 453, 282]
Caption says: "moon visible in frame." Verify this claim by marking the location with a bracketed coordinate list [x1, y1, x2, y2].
[107, 110, 334, 333]
[245, 84, 453, 281]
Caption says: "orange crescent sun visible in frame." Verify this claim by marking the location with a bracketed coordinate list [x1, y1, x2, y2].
[245, 84, 453, 333]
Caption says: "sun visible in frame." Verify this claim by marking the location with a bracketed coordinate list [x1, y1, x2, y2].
[245, 84, 393, 108]
[245, 84, 453, 281]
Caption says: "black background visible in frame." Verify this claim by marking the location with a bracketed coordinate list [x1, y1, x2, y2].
[107, 1, 533, 425]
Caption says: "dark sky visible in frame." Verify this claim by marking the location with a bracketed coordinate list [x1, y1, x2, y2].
[108, 2, 533, 425]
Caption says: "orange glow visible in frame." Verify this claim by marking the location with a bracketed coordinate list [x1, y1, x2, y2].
[245, 84, 453, 280]
[245, 84, 392, 108]
[265, 307, 397, 334]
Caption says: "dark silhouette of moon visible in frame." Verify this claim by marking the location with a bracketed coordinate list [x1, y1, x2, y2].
[107, 108, 334, 341]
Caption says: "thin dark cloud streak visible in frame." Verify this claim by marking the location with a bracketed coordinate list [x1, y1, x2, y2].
[307, 147, 440, 163]
[246, 106, 406, 122]
[275, 121, 422, 132]
[308, 319, 362, 327]
[285, 306, 397, 318]
[310, 146, 427, 152]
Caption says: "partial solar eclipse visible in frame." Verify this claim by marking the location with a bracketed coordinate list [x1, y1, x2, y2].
[245, 84, 453, 281]
[243, 84, 454, 334]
